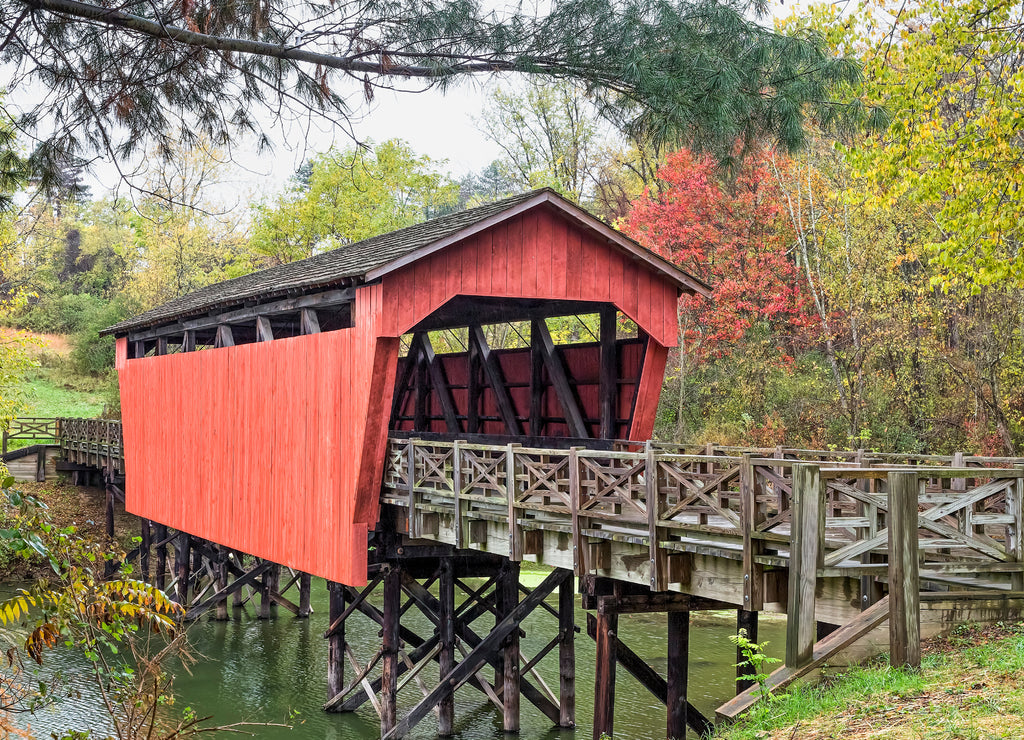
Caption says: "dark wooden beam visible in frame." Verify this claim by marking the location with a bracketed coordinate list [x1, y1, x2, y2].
[599, 306, 617, 439]
[256, 315, 274, 342]
[582, 592, 733, 614]
[215, 325, 234, 348]
[390, 335, 421, 426]
[421, 333, 461, 434]
[381, 564, 402, 735]
[300, 308, 321, 334]
[438, 559, 455, 736]
[592, 611, 617, 740]
[667, 611, 691, 740]
[470, 325, 523, 436]
[559, 574, 575, 728]
[533, 319, 588, 438]
[182, 329, 196, 353]
[530, 320, 545, 436]
[736, 609, 759, 693]
[586, 613, 713, 738]
[467, 341, 481, 435]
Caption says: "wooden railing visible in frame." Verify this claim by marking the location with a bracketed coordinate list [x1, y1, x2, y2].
[56, 418, 124, 472]
[382, 438, 1024, 616]
[1, 417, 59, 453]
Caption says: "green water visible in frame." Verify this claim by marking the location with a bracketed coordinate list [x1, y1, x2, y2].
[19, 580, 786, 739]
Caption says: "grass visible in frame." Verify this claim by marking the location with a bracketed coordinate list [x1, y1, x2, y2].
[18, 367, 107, 418]
[714, 622, 1024, 740]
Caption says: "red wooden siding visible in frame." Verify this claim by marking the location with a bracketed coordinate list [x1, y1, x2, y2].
[119, 318, 399, 587]
[378, 207, 681, 348]
[118, 201, 682, 587]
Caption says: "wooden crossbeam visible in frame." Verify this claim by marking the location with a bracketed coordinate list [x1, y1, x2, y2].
[421, 333, 460, 433]
[532, 319, 588, 438]
[470, 325, 522, 436]
[185, 561, 273, 620]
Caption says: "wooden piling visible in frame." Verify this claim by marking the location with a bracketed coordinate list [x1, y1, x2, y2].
[667, 610, 690, 740]
[154, 524, 168, 591]
[139, 519, 151, 581]
[381, 563, 402, 736]
[214, 551, 229, 621]
[502, 560, 521, 733]
[326, 581, 345, 710]
[174, 533, 191, 605]
[592, 611, 618, 740]
[438, 558, 456, 736]
[888, 471, 921, 669]
[298, 572, 312, 618]
[735, 609, 758, 693]
[558, 574, 576, 728]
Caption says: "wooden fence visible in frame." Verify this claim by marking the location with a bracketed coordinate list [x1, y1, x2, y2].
[1, 417, 59, 453]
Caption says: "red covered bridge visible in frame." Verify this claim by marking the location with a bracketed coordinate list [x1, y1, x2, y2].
[90, 190, 1024, 739]
[107, 188, 707, 588]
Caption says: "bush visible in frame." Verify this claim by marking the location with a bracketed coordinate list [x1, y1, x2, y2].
[69, 298, 131, 376]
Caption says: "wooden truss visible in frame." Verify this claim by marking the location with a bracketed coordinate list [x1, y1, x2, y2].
[324, 546, 576, 739]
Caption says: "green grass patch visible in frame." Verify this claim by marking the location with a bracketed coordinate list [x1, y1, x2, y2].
[714, 622, 1024, 740]
[19, 368, 106, 418]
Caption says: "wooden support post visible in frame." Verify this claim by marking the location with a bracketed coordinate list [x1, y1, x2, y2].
[558, 573, 576, 728]
[888, 470, 921, 669]
[35, 447, 46, 482]
[174, 533, 191, 605]
[1009, 466, 1024, 598]
[326, 581, 346, 710]
[438, 558, 455, 736]
[530, 319, 544, 437]
[259, 562, 279, 619]
[786, 463, 823, 670]
[214, 552, 229, 621]
[381, 564, 402, 736]
[502, 560, 521, 733]
[468, 340, 481, 435]
[298, 572, 312, 618]
[154, 524, 168, 591]
[740, 454, 764, 612]
[232, 551, 245, 607]
[599, 305, 617, 439]
[104, 482, 115, 578]
[139, 520, 151, 581]
[592, 611, 618, 740]
[667, 610, 690, 740]
[735, 609, 758, 693]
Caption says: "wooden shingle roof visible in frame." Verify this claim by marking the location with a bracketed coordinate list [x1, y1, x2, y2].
[106, 188, 709, 336]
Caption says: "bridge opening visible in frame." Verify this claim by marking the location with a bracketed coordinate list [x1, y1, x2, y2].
[389, 297, 648, 444]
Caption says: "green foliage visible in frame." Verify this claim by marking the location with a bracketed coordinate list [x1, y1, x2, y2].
[69, 298, 132, 376]
[730, 628, 781, 701]
[250, 139, 460, 264]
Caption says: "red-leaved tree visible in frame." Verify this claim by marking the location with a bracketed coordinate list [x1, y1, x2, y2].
[622, 148, 818, 362]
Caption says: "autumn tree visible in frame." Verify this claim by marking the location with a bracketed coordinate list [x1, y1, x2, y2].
[622, 148, 818, 440]
[249, 139, 459, 264]
[830, 0, 1024, 289]
[1, 0, 868, 195]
